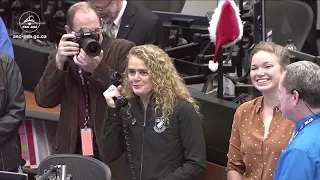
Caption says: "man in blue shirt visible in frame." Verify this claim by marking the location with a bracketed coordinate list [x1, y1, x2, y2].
[275, 60, 320, 180]
[0, 17, 14, 59]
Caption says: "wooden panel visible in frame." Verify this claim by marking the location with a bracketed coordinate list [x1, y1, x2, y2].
[198, 162, 227, 180]
[25, 91, 60, 114]
[22, 167, 36, 180]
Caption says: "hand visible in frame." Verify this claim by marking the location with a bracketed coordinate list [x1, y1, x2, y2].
[103, 85, 122, 108]
[56, 33, 79, 70]
[73, 49, 103, 73]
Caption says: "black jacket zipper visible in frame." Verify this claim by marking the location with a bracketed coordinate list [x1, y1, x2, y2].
[139, 101, 147, 180]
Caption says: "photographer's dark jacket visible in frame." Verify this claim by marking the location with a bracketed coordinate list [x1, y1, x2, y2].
[102, 97, 207, 180]
[0, 53, 25, 171]
[34, 34, 134, 165]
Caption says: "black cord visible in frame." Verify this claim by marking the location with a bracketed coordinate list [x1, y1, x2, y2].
[292, 89, 320, 118]
[303, 100, 320, 118]
[120, 107, 137, 180]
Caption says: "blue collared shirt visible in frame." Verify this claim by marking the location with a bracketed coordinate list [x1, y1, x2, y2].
[0, 17, 14, 60]
[274, 112, 320, 180]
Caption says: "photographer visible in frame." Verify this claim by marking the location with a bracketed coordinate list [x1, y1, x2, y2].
[102, 44, 206, 180]
[34, 2, 134, 179]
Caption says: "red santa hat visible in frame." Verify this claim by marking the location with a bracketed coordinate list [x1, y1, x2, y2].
[208, 0, 243, 72]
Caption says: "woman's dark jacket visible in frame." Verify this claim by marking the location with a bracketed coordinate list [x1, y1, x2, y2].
[102, 97, 206, 180]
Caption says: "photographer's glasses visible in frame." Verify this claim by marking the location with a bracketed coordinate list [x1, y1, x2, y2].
[94, 0, 112, 12]
[93, 27, 103, 34]
[71, 27, 103, 34]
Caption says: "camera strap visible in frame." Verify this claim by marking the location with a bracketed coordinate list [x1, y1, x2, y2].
[78, 68, 90, 127]
[78, 68, 94, 156]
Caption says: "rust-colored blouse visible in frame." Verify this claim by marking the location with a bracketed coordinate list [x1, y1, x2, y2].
[226, 96, 295, 180]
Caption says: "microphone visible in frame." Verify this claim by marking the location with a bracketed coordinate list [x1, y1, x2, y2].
[38, 165, 60, 180]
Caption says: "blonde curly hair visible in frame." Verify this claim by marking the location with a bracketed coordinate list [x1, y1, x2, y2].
[121, 44, 201, 124]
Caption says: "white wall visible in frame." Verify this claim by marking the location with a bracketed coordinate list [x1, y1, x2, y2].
[181, 1, 218, 16]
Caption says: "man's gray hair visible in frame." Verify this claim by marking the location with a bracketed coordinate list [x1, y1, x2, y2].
[283, 60, 320, 108]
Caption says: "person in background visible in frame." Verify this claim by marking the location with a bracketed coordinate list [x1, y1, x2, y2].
[0, 17, 14, 59]
[275, 61, 320, 180]
[102, 44, 206, 180]
[0, 53, 25, 172]
[87, 0, 164, 48]
[34, 2, 134, 179]
[226, 41, 295, 180]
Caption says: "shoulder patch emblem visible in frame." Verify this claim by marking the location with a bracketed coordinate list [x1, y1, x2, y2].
[153, 116, 166, 133]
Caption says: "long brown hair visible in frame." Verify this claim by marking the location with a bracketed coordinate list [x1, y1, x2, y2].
[250, 41, 291, 70]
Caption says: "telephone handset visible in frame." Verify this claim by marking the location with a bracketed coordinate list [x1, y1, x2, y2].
[111, 72, 128, 108]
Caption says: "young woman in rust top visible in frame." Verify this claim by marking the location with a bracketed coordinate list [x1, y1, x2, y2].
[226, 41, 295, 180]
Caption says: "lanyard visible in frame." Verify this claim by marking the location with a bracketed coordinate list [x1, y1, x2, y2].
[289, 116, 317, 144]
[78, 68, 90, 128]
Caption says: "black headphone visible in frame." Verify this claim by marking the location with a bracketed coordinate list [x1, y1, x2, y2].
[291, 89, 303, 99]
[291, 89, 320, 118]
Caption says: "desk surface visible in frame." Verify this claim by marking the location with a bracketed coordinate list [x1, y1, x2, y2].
[25, 91, 60, 115]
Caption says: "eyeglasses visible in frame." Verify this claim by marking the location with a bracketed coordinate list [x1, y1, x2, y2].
[93, 27, 103, 34]
[70, 27, 103, 34]
[94, 0, 112, 12]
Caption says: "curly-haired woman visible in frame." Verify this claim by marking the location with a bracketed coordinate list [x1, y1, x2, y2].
[102, 44, 206, 180]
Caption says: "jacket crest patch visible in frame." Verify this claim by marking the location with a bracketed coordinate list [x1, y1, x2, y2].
[153, 116, 166, 133]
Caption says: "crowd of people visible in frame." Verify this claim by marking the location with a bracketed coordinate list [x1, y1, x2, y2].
[1, 1, 320, 180]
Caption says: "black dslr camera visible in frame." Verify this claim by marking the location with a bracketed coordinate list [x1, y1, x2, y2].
[111, 72, 128, 108]
[73, 27, 101, 57]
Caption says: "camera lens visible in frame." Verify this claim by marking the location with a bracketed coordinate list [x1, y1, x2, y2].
[82, 38, 101, 57]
